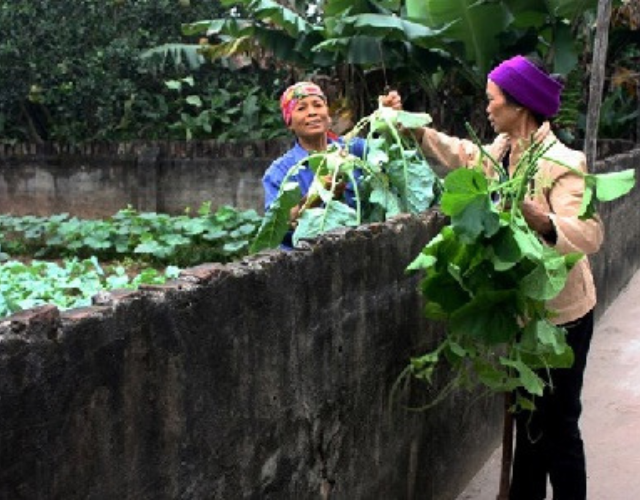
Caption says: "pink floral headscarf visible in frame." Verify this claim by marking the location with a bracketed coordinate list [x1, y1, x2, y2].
[279, 81, 326, 125]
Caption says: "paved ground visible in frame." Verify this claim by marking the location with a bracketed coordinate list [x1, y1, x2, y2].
[456, 270, 640, 500]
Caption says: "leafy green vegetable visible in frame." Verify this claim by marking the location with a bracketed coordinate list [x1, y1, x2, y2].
[0, 203, 261, 266]
[402, 139, 636, 410]
[0, 258, 180, 319]
[250, 105, 441, 250]
[578, 168, 636, 218]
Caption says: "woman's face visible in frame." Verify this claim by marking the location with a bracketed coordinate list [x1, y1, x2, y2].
[486, 80, 522, 134]
[288, 95, 331, 139]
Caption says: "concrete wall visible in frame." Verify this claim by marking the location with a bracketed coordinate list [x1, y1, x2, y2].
[0, 140, 292, 217]
[0, 212, 503, 500]
[590, 148, 640, 316]
[0, 145, 639, 500]
[0, 139, 634, 218]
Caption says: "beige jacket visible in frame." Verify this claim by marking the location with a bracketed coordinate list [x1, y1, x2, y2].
[420, 122, 604, 325]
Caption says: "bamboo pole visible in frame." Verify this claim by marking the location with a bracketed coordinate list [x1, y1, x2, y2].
[496, 392, 514, 500]
[584, 0, 613, 167]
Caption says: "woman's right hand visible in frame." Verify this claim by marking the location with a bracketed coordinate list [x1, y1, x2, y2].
[379, 90, 402, 110]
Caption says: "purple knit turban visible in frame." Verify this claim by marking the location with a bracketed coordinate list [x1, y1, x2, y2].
[488, 55, 563, 118]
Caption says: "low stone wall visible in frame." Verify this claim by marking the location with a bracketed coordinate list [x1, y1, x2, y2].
[0, 140, 291, 217]
[591, 148, 640, 317]
[0, 146, 639, 500]
[0, 138, 634, 218]
[0, 212, 503, 500]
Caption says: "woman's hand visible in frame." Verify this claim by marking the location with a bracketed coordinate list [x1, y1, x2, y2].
[521, 199, 556, 242]
[289, 177, 345, 228]
[379, 90, 402, 110]
[378, 90, 426, 142]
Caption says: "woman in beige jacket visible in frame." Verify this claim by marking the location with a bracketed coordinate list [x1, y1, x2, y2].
[389, 55, 602, 499]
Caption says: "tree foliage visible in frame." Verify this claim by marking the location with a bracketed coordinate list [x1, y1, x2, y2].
[0, 0, 287, 144]
[181, 0, 612, 140]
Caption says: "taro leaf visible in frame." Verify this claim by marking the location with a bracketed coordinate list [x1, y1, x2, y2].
[250, 182, 301, 253]
[405, 153, 438, 212]
[366, 147, 389, 170]
[594, 169, 635, 202]
[578, 176, 596, 220]
[292, 200, 358, 247]
[441, 169, 500, 243]
[364, 137, 389, 171]
[385, 150, 437, 213]
[519, 247, 571, 301]
[534, 320, 568, 356]
[475, 359, 513, 392]
[489, 225, 523, 271]
[395, 110, 432, 129]
[369, 185, 402, 217]
[449, 289, 519, 344]
[406, 253, 437, 272]
[511, 217, 544, 260]
[579, 169, 635, 219]
[500, 356, 544, 396]
[421, 267, 471, 315]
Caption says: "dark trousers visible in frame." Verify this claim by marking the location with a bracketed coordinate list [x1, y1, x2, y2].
[509, 310, 594, 500]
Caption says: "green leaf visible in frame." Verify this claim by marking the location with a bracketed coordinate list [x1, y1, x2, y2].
[385, 151, 438, 213]
[369, 185, 403, 217]
[441, 168, 489, 216]
[407, 253, 436, 271]
[594, 169, 636, 202]
[186, 95, 203, 107]
[500, 356, 544, 396]
[293, 201, 358, 246]
[395, 110, 432, 129]
[338, 13, 444, 46]
[519, 249, 571, 301]
[248, 0, 312, 37]
[250, 182, 301, 253]
[406, 0, 512, 74]
[441, 169, 500, 242]
[475, 360, 512, 392]
[450, 290, 520, 345]
[489, 225, 523, 271]
[548, 0, 598, 19]
[421, 269, 471, 316]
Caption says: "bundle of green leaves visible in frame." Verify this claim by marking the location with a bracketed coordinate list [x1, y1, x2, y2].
[403, 140, 636, 410]
[250, 105, 442, 252]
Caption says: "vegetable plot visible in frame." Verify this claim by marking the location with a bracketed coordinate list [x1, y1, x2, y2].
[250, 106, 442, 252]
[403, 140, 635, 410]
[0, 257, 180, 319]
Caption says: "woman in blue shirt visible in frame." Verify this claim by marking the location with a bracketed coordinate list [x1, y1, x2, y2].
[262, 82, 400, 246]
